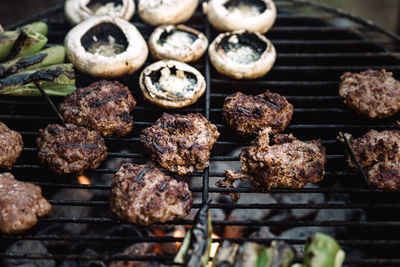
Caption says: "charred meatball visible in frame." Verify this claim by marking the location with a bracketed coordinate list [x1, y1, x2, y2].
[140, 113, 220, 175]
[240, 128, 326, 189]
[0, 122, 23, 169]
[36, 124, 107, 174]
[343, 130, 400, 190]
[222, 90, 293, 136]
[339, 69, 400, 119]
[110, 163, 193, 225]
[0, 172, 52, 234]
[59, 80, 136, 136]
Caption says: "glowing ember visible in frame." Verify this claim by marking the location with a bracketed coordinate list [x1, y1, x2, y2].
[173, 227, 186, 248]
[77, 175, 90, 185]
[209, 233, 220, 265]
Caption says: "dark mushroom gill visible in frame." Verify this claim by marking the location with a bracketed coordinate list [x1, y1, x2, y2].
[80, 22, 128, 56]
[220, 32, 267, 55]
[87, 0, 123, 9]
[224, 0, 267, 14]
[149, 66, 198, 97]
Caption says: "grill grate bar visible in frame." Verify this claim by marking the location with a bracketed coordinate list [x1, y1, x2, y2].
[46, 200, 400, 210]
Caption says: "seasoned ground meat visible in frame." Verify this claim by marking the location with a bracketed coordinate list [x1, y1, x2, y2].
[36, 124, 107, 174]
[140, 113, 220, 175]
[0, 172, 51, 234]
[344, 130, 400, 190]
[240, 128, 326, 189]
[339, 69, 400, 119]
[59, 80, 136, 136]
[110, 163, 193, 225]
[0, 122, 23, 169]
[222, 90, 293, 136]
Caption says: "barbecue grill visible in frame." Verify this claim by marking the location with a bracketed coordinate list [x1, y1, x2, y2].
[2, 0, 400, 266]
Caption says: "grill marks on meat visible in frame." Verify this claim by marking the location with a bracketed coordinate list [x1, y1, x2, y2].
[140, 113, 220, 175]
[110, 163, 193, 225]
[240, 128, 326, 189]
[339, 69, 400, 119]
[59, 80, 136, 136]
[222, 90, 293, 136]
[344, 130, 400, 190]
[36, 124, 107, 174]
[0, 122, 23, 169]
[0, 173, 51, 234]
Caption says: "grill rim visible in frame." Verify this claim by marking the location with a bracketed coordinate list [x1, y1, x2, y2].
[2, 0, 400, 266]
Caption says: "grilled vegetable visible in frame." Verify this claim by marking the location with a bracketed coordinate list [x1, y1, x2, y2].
[6, 30, 47, 60]
[0, 63, 75, 96]
[0, 46, 65, 78]
[212, 241, 239, 267]
[0, 21, 48, 61]
[303, 233, 345, 267]
[235, 242, 261, 267]
[174, 201, 212, 267]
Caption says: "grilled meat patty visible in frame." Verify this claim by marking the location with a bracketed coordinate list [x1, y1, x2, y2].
[0, 122, 23, 169]
[36, 124, 107, 174]
[0, 172, 51, 234]
[339, 69, 400, 119]
[140, 113, 220, 175]
[344, 130, 400, 190]
[59, 80, 136, 136]
[240, 128, 326, 189]
[110, 163, 193, 225]
[222, 90, 293, 136]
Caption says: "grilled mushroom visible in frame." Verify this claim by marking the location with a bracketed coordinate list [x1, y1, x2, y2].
[65, 0, 135, 25]
[138, 0, 198, 26]
[148, 24, 208, 62]
[204, 0, 276, 33]
[139, 60, 206, 108]
[209, 30, 276, 79]
[65, 16, 148, 78]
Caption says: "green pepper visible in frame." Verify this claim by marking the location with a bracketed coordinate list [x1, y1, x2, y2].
[6, 30, 47, 60]
[174, 201, 212, 267]
[303, 233, 345, 267]
[0, 21, 48, 61]
[0, 46, 65, 78]
[0, 63, 75, 96]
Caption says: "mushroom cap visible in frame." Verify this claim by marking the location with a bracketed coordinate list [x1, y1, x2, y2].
[65, 0, 135, 25]
[138, 0, 198, 26]
[208, 30, 276, 80]
[65, 16, 148, 78]
[204, 0, 276, 33]
[148, 24, 208, 62]
[139, 60, 206, 109]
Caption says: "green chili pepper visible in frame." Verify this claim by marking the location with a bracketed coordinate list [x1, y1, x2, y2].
[6, 30, 47, 60]
[0, 46, 65, 78]
[0, 63, 75, 96]
[212, 241, 239, 267]
[303, 233, 345, 267]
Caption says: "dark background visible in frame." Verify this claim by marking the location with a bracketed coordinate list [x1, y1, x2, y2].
[1, 0, 400, 33]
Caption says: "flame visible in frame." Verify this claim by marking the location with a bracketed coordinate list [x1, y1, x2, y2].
[173, 228, 186, 248]
[77, 175, 91, 185]
[209, 234, 220, 266]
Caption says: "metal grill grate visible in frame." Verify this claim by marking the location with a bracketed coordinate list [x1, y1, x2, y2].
[2, 0, 400, 266]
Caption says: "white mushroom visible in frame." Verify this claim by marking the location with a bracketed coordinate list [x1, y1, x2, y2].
[65, 16, 148, 78]
[208, 30, 276, 79]
[65, 0, 135, 25]
[148, 24, 208, 62]
[204, 0, 276, 33]
[138, 0, 198, 26]
[139, 60, 206, 109]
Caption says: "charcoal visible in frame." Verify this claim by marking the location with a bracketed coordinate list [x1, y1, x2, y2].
[3, 241, 55, 267]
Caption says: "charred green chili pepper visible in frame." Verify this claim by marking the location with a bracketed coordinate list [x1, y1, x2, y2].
[0, 46, 65, 78]
[174, 201, 212, 267]
[0, 63, 76, 96]
[6, 30, 47, 60]
[212, 241, 239, 267]
[0, 21, 48, 61]
[303, 233, 345, 267]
